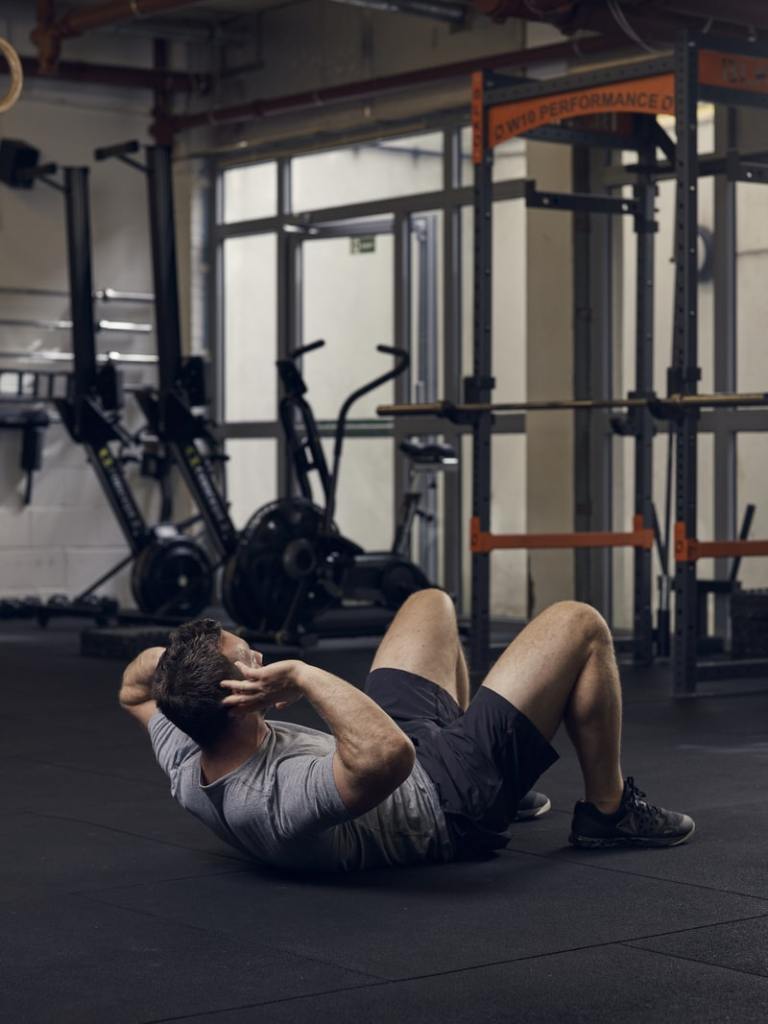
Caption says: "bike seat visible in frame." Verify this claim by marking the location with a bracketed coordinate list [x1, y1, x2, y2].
[399, 440, 458, 465]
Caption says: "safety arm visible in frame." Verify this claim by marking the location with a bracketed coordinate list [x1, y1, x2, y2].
[295, 663, 416, 815]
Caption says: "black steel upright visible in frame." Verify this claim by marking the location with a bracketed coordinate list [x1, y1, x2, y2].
[146, 146, 182, 391]
[143, 145, 240, 558]
[672, 35, 700, 695]
[65, 168, 98, 406]
[60, 167, 148, 553]
[469, 70, 494, 685]
[633, 139, 657, 664]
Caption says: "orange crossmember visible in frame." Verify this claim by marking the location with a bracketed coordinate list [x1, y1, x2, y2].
[471, 515, 654, 554]
[675, 522, 768, 562]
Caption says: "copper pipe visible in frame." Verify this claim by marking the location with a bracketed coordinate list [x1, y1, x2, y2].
[164, 33, 633, 135]
[16, 54, 210, 93]
[41, 0, 205, 35]
[31, 0, 206, 72]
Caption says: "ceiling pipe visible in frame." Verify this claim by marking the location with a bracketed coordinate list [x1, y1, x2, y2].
[31, 0, 207, 72]
[17, 54, 210, 93]
[161, 32, 633, 137]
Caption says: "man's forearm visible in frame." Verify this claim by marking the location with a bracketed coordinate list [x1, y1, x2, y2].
[295, 664, 413, 775]
[119, 647, 165, 706]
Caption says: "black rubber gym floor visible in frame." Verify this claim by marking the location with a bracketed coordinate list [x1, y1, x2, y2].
[4, 620, 768, 1023]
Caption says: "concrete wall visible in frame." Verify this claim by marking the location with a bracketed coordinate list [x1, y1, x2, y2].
[206, 6, 526, 154]
[524, 140, 574, 616]
[730, 107, 768, 593]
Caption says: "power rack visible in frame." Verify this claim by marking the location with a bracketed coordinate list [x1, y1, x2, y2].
[381, 33, 768, 695]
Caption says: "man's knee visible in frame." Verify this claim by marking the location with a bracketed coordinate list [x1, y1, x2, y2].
[543, 600, 612, 648]
[399, 589, 460, 634]
[401, 588, 458, 628]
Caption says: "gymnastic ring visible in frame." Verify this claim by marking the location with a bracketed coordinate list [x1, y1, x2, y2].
[0, 38, 23, 115]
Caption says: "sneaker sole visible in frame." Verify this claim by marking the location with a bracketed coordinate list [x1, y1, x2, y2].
[568, 821, 696, 849]
[514, 796, 552, 821]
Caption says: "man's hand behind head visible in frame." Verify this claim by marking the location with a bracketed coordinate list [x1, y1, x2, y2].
[220, 659, 304, 713]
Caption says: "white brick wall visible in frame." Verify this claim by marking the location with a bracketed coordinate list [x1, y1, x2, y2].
[0, 29, 178, 607]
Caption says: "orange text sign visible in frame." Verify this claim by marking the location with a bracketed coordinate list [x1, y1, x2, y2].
[699, 49, 768, 95]
[485, 73, 674, 151]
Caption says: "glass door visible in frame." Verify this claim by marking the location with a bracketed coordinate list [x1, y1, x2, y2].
[288, 215, 440, 577]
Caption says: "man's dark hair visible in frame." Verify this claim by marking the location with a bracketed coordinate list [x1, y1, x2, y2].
[153, 618, 243, 747]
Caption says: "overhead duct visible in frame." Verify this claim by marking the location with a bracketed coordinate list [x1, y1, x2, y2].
[473, 0, 768, 40]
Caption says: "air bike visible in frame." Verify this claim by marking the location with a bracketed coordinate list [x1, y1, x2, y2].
[96, 140, 436, 642]
[223, 339, 434, 639]
[2, 147, 214, 620]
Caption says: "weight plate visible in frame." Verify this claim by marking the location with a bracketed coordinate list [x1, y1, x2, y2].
[222, 497, 361, 632]
[131, 536, 213, 618]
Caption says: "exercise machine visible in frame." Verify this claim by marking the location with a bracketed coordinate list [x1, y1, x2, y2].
[0, 143, 213, 618]
[95, 141, 246, 618]
[275, 338, 445, 606]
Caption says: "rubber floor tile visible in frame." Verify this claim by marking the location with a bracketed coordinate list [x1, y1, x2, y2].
[0, 892, 374, 1024]
[157, 943, 768, 1024]
[89, 847, 766, 980]
[630, 914, 768, 976]
[0, 812, 244, 905]
[505, 799, 768, 899]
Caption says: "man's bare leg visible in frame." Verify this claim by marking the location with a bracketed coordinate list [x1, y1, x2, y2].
[482, 600, 624, 813]
[370, 589, 469, 710]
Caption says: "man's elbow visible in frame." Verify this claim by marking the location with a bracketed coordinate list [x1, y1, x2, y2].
[393, 736, 416, 779]
[375, 736, 416, 788]
[117, 677, 134, 709]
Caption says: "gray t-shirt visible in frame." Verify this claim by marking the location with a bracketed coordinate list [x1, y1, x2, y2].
[149, 711, 455, 872]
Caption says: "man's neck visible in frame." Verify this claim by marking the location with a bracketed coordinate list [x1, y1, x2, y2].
[199, 714, 269, 784]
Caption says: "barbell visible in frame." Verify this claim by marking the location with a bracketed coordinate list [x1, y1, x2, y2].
[378, 391, 768, 419]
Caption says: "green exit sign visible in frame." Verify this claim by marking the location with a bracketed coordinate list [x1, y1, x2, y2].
[350, 236, 376, 254]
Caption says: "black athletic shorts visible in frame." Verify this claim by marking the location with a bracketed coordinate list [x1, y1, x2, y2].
[365, 667, 559, 860]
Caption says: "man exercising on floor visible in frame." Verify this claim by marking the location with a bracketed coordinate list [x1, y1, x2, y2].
[119, 591, 694, 871]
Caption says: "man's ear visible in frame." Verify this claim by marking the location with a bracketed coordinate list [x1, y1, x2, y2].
[228, 705, 252, 719]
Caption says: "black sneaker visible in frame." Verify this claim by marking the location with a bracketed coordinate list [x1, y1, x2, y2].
[514, 790, 551, 821]
[569, 777, 695, 849]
